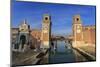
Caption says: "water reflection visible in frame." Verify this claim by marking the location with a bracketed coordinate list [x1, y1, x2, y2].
[49, 41, 76, 64]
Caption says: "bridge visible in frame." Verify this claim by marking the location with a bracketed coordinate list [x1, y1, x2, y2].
[51, 35, 73, 44]
[50, 35, 73, 52]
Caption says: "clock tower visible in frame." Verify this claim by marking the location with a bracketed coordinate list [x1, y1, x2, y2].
[41, 14, 51, 49]
[73, 15, 83, 47]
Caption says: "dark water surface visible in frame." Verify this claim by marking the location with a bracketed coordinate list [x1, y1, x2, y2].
[49, 41, 76, 64]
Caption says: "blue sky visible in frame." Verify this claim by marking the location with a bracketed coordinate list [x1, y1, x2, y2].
[11, 0, 96, 36]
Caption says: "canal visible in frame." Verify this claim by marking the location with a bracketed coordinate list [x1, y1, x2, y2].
[49, 41, 76, 64]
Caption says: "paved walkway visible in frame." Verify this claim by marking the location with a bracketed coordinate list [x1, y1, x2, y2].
[79, 46, 96, 57]
[12, 49, 40, 65]
[73, 45, 96, 61]
[73, 49, 87, 62]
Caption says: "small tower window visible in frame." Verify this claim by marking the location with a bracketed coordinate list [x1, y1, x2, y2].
[76, 18, 79, 21]
[45, 17, 48, 20]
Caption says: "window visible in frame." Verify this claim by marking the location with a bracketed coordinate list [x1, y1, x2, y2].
[76, 18, 79, 21]
[45, 17, 48, 20]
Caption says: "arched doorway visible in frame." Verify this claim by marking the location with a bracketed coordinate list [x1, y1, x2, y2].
[20, 35, 26, 49]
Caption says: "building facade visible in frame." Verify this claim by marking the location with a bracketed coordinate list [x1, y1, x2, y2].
[11, 28, 19, 43]
[72, 15, 95, 47]
[12, 14, 51, 52]
[83, 26, 95, 45]
[30, 29, 41, 49]
[12, 14, 95, 50]
[12, 20, 31, 52]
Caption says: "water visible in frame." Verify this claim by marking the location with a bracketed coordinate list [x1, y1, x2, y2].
[49, 41, 76, 64]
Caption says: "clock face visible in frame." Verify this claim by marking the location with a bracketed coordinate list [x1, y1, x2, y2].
[77, 29, 81, 33]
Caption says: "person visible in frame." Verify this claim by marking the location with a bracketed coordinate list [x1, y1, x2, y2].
[51, 42, 54, 47]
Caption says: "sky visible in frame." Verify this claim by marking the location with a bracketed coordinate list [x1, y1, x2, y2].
[11, 0, 96, 36]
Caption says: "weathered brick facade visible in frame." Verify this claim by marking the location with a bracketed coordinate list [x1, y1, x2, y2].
[83, 26, 95, 44]
[73, 15, 95, 47]
[31, 29, 41, 40]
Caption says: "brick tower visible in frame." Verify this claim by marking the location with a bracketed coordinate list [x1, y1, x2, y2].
[41, 14, 51, 49]
[72, 15, 83, 47]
